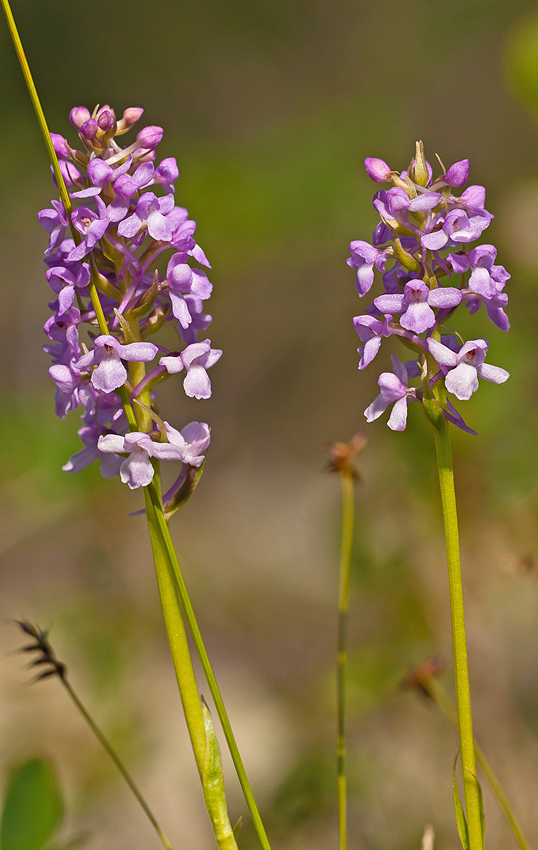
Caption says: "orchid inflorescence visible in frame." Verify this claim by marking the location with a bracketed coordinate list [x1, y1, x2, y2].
[39, 104, 220, 497]
[349, 142, 510, 433]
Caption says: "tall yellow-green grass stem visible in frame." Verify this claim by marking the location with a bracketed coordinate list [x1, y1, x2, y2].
[337, 468, 355, 850]
[432, 416, 483, 850]
[424, 678, 531, 850]
[145, 480, 272, 850]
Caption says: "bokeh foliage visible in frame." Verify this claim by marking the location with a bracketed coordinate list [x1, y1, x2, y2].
[2, 1, 538, 849]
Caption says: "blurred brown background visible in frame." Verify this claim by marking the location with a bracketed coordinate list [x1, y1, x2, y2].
[2, 0, 538, 848]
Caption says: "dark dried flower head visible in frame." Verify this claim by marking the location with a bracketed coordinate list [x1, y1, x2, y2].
[326, 433, 367, 477]
[13, 620, 66, 683]
[401, 656, 446, 698]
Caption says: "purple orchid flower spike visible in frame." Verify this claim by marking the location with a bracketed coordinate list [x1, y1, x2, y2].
[427, 337, 509, 400]
[364, 356, 418, 431]
[39, 103, 218, 489]
[346, 142, 510, 434]
[76, 335, 158, 393]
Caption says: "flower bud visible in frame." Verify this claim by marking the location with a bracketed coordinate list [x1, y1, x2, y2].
[136, 125, 164, 150]
[69, 106, 91, 128]
[364, 157, 392, 183]
[50, 133, 70, 159]
[444, 159, 469, 188]
[412, 140, 429, 187]
[123, 107, 144, 126]
[80, 118, 99, 141]
[97, 109, 116, 133]
[115, 108, 145, 137]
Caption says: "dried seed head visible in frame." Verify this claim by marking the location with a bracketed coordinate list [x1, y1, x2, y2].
[325, 433, 367, 477]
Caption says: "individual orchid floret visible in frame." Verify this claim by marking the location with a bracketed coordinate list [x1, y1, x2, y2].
[48, 361, 93, 418]
[153, 157, 179, 192]
[76, 335, 158, 393]
[117, 192, 176, 242]
[364, 356, 419, 431]
[374, 280, 463, 333]
[46, 263, 90, 315]
[67, 198, 110, 261]
[38, 201, 69, 255]
[63, 420, 124, 478]
[466, 245, 510, 300]
[347, 241, 388, 297]
[43, 307, 81, 365]
[427, 337, 509, 401]
[97, 431, 184, 489]
[164, 421, 211, 467]
[165, 256, 213, 328]
[353, 314, 392, 369]
[160, 340, 222, 399]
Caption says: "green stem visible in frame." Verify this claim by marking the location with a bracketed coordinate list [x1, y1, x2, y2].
[337, 469, 354, 850]
[145, 480, 272, 850]
[144, 483, 238, 850]
[432, 415, 483, 850]
[60, 678, 174, 850]
[1, 0, 125, 350]
[3, 6, 266, 844]
[143, 485, 206, 773]
[1, 0, 72, 225]
[424, 679, 531, 850]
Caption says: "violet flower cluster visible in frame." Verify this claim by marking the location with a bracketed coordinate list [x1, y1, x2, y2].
[40, 104, 219, 495]
[348, 142, 510, 433]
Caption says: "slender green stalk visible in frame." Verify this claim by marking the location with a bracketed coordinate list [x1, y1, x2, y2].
[1, 0, 126, 349]
[3, 7, 268, 846]
[423, 678, 531, 850]
[143, 484, 207, 772]
[432, 415, 483, 850]
[144, 482, 238, 850]
[145, 479, 272, 850]
[60, 678, 174, 850]
[336, 468, 354, 850]
[1, 0, 71, 221]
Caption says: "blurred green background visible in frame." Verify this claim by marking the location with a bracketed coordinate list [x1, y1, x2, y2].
[2, 0, 538, 848]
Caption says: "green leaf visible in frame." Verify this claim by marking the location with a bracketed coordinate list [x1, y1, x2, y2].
[1, 758, 64, 850]
[453, 753, 470, 850]
[232, 817, 243, 841]
[475, 771, 486, 850]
